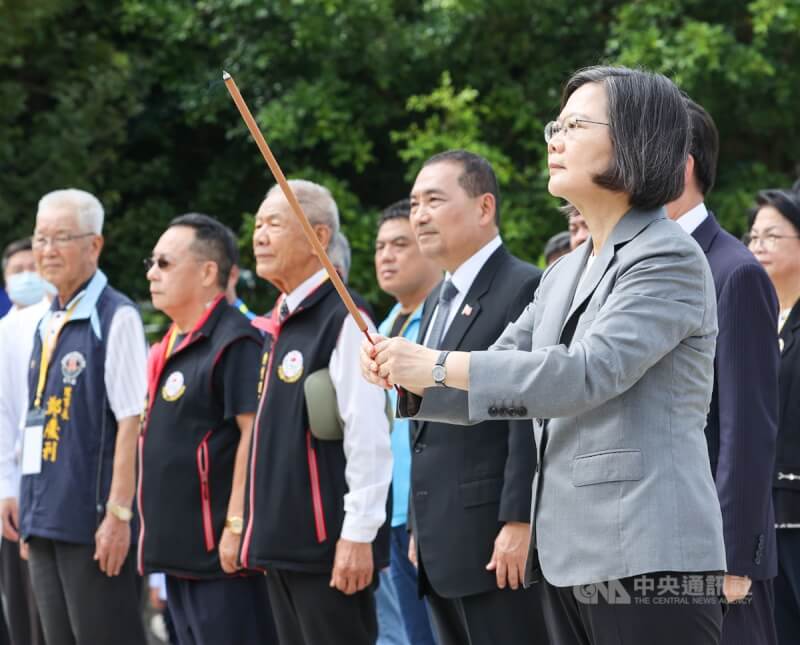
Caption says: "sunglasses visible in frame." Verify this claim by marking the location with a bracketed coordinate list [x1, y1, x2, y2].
[143, 256, 173, 272]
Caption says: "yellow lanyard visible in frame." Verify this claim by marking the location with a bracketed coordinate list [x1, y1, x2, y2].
[34, 298, 82, 409]
[165, 327, 180, 357]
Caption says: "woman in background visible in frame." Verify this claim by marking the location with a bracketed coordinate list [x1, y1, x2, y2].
[748, 188, 800, 644]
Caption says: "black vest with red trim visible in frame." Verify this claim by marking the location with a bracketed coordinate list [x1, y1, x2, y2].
[240, 280, 390, 573]
[138, 297, 262, 578]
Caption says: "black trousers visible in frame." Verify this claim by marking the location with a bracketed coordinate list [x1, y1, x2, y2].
[166, 574, 277, 645]
[426, 581, 549, 645]
[775, 529, 800, 645]
[265, 568, 377, 645]
[540, 572, 724, 645]
[720, 578, 777, 645]
[26, 537, 146, 645]
[0, 539, 43, 645]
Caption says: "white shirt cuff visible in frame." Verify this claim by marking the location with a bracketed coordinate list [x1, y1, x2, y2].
[340, 512, 382, 543]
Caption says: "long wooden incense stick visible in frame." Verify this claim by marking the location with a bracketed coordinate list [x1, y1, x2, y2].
[222, 71, 373, 341]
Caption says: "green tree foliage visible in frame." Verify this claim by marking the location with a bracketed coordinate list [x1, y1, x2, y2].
[2, 0, 798, 318]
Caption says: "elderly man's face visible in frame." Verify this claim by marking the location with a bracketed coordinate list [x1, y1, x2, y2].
[33, 206, 101, 295]
[252, 193, 325, 289]
[147, 226, 212, 316]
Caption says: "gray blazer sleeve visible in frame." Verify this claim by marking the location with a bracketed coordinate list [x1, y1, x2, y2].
[467, 244, 714, 421]
[402, 292, 539, 425]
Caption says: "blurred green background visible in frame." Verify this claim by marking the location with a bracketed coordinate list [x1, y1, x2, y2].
[2, 0, 798, 326]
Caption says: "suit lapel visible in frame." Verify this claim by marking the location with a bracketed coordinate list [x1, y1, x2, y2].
[416, 287, 439, 345]
[691, 210, 720, 253]
[439, 247, 509, 351]
[412, 246, 507, 445]
[560, 207, 665, 338]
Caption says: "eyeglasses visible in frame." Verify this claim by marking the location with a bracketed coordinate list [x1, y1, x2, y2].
[745, 233, 800, 250]
[32, 232, 94, 249]
[544, 116, 610, 143]
[143, 256, 173, 272]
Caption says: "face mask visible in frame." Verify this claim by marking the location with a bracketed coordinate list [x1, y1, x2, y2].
[6, 271, 50, 307]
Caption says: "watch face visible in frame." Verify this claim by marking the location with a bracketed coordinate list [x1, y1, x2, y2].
[432, 365, 446, 383]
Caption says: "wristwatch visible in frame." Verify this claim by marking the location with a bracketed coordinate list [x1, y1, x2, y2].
[432, 351, 450, 387]
[225, 516, 244, 535]
[106, 502, 133, 522]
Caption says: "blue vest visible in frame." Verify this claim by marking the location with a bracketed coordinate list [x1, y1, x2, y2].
[20, 271, 136, 545]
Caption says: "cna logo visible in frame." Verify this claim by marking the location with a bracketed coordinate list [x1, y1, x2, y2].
[573, 581, 632, 605]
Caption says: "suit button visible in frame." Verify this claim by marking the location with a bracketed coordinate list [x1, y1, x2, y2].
[507, 407, 516, 417]
[488, 406, 498, 417]
[414, 446, 423, 454]
[498, 407, 508, 416]
[416, 490, 428, 497]
[519, 406, 528, 416]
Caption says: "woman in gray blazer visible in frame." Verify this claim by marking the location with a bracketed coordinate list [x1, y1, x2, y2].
[362, 66, 727, 645]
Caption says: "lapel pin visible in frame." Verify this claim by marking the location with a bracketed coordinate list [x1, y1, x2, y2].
[461, 303, 473, 316]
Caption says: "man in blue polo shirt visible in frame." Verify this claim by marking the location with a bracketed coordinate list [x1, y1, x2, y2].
[17, 189, 147, 644]
[374, 199, 442, 645]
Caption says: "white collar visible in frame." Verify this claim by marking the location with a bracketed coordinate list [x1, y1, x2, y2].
[284, 268, 328, 313]
[446, 236, 502, 296]
[676, 202, 709, 235]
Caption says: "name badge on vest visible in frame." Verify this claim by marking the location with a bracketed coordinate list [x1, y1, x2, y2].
[61, 351, 86, 385]
[21, 409, 45, 475]
[278, 350, 304, 383]
[162, 371, 186, 402]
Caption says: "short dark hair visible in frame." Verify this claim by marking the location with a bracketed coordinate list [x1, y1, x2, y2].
[377, 198, 411, 231]
[222, 224, 241, 267]
[560, 203, 580, 221]
[562, 66, 689, 211]
[422, 150, 501, 225]
[685, 98, 719, 196]
[544, 231, 571, 262]
[747, 189, 800, 237]
[169, 213, 236, 289]
[2, 237, 32, 273]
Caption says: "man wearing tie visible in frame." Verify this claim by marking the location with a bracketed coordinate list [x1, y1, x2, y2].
[404, 150, 547, 645]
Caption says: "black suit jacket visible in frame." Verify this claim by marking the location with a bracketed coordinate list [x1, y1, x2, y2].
[692, 212, 779, 580]
[406, 245, 541, 598]
[775, 299, 800, 526]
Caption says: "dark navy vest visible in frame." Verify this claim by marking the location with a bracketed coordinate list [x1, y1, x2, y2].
[20, 271, 136, 545]
[138, 298, 262, 578]
[240, 280, 390, 573]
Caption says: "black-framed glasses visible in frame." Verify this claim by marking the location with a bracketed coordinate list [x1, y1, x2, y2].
[544, 116, 610, 143]
[32, 232, 94, 249]
[143, 256, 173, 272]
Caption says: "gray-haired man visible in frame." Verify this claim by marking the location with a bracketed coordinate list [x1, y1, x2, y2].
[15, 189, 147, 644]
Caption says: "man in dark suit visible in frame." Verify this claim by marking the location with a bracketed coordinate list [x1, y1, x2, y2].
[667, 99, 780, 645]
[403, 150, 547, 645]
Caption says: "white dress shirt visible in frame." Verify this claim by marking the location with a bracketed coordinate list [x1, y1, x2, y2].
[0, 299, 50, 500]
[422, 236, 502, 346]
[284, 269, 392, 543]
[676, 202, 709, 235]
